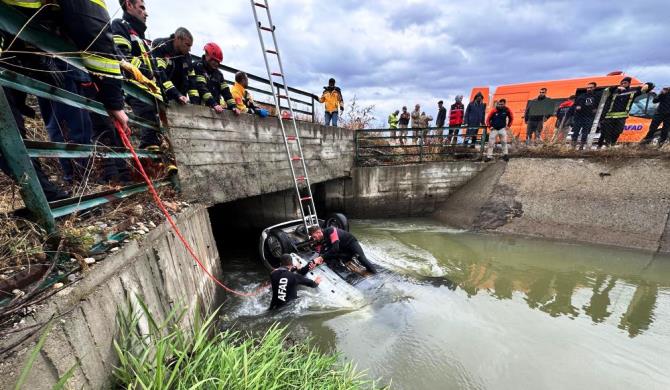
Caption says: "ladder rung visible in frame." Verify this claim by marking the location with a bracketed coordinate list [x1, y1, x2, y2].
[286, 135, 296, 141]
[277, 94, 287, 99]
[254, 2, 267, 8]
[295, 176, 306, 181]
[266, 49, 278, 54]
[291, 156, 302, 161]
[301, 196, 312, 201]
[271, 72, 283, 77]
[260, 25, 274, 32]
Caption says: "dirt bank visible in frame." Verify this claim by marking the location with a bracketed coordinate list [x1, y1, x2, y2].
[434, 157, 670, 253]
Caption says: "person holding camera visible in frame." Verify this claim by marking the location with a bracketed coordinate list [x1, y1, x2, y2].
[320, 78, 344, 126]
[641, 86, 670, 147]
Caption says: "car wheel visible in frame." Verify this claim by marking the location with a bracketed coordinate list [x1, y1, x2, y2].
[261, 229, 293, 269]
[324, 213, 349, 231]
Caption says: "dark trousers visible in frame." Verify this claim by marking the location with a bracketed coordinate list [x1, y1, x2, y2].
[641, 113, 670, 145]
[127, 97, 160, 148]
[348, 241, 377, 273]
[36, 70, 92, 180]
[571, 119, 594, 144]
[526, 120, 543, 142]
[1, 88, 65, 201]
[598, 118, 626, 147]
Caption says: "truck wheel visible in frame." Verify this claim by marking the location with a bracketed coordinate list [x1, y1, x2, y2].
[325, 213, 349, 232]
[261, 230, 293, 269]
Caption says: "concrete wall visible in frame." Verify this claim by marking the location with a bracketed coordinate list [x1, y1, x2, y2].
[0, 206, 221, 390]
[321, 162, 486, 218]
[434, 158, 670, 253]
[167, 106, 354, 206]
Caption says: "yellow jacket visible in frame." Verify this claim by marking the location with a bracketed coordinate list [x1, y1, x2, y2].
[319, 88, 343, 113]
[231, 82, 254, 113]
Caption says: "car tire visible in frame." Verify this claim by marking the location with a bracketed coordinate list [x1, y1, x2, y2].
[261, 229, 293, 269]
[324, 213, 349, 232]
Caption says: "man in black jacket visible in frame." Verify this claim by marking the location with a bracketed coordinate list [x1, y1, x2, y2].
[485, 99, 513, 162]
[464, 92, 486, 147]
[152, 28, 193, 105]
[524, 87, 550, 145]
[309, 226, 377, 274]
[269, 254, 322, 310]
[640, 87, 670, 147]
[571, 82, 600, 149]
[435, 100, 447, 144]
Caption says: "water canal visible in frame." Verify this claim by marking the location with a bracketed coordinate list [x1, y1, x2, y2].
[216, 219, 670, 390]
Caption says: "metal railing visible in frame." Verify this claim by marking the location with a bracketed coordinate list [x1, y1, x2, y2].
[0, 3, 173, 234]
[355, 126, 489, 166]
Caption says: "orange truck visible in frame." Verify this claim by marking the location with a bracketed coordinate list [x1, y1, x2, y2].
[469, 71, 659, 143]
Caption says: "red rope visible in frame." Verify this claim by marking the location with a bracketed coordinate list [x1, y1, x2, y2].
[113, 121, 269, 297]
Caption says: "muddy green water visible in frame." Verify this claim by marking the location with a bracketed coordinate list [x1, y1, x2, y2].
[219, 219, 670, 390]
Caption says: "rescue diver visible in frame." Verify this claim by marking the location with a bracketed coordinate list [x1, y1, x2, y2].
[309, 226, 378, 274]
[269, 254, 323, 310]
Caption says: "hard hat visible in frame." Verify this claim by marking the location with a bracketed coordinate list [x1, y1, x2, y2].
[204, 42, 223, 63]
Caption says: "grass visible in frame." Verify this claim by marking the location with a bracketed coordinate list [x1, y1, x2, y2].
[114, 299, 384, 390]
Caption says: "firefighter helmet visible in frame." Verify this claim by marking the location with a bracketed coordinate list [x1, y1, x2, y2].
[204, 42, 223, 63]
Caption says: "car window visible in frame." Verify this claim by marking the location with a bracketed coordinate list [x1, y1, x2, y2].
[629, 94, 650, 118]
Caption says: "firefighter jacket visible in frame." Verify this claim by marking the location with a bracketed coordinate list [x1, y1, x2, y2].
[2, 0, 124, 110]
[604, 86, 643, 119]
[190, 58, 235, 109]
[151, 35, 192, 102]
[320, 87, 343, 113]
[231, 82, 256, 113]
[110, 12, 161, 100]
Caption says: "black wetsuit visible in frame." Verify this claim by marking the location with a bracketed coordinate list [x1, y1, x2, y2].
[269, 264, 318, 310]
[316, 227, 377, 273]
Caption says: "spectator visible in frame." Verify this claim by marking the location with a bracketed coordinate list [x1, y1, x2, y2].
[388, 110, 400, 141]
[553, 95, 575, 143]
[640, 86, 670, 147]
[448, 95, 465, 145]
[419, 111, 433, 141]
[398, 106, 410, 145]
[319, 78, 344, 126]
[571, 82, 600, 149]
[191, 43, 238, 114]
[231, 72, 262, 114]
[464, 92, 487, 147]
[485, 99, 513, 162]
[524, 87, 550, 145]
[435, 100, 446, 144]
[409, 104, 421, 145]
[598, 77, 653, 148]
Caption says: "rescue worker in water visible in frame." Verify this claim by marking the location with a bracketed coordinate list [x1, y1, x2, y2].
[309, 226, 378, 274]
[269, 254, 323, 310]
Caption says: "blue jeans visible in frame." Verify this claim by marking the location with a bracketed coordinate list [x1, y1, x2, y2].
[325, 111, 339, 127]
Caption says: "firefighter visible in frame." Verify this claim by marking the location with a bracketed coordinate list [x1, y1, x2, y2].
[151, 27, 193, 105]
[388, 110, 399, 140]
[320, 78, 344, 126]
[191, 42, 238, 114]
[1, 0, 128, 197]
[309, 226, 378, 274]
[598, 77, 653, 148]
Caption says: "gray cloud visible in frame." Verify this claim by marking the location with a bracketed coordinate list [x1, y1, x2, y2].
[136, 0, 668, 125]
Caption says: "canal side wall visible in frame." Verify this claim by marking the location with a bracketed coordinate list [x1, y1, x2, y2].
[321, 162, 486, 218]
[0, 206, 222, 390]
[166, 106, 355, 206]
[434, 158, 670, 253]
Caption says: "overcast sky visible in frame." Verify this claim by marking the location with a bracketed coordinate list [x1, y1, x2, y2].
[114, 0, 669, 125]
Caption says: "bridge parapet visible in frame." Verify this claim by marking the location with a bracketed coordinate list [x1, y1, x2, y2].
[167, 106, 355, 205]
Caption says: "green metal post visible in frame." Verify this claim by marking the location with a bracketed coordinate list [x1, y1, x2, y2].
[0, 89, 56, 233]
[354, 130, 359, 165]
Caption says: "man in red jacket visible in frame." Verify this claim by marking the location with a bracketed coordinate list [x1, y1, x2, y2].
[485, 99, 513, 162]
[447, 95, 465, 145]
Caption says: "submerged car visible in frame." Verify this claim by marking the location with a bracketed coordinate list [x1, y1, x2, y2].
[259, 213, 375, 285]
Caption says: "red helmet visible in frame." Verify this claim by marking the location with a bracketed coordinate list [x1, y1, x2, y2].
[204, 42, 223, 63]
